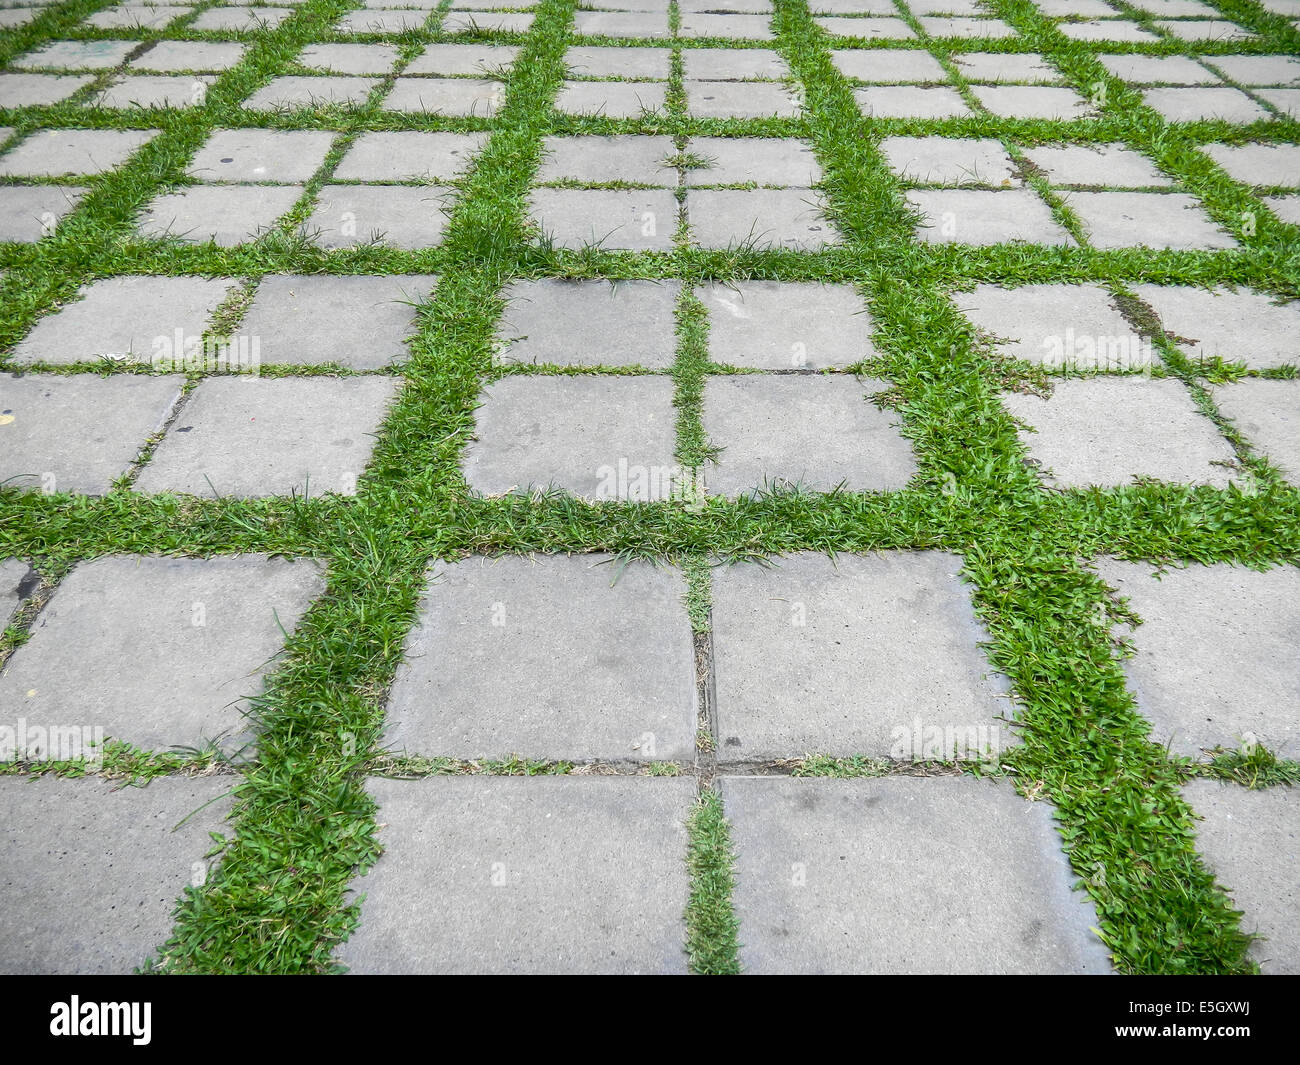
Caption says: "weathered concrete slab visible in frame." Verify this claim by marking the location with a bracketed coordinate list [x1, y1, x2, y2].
[685, 137, 821, 187]
[529, 188, 678, 250]
[239, 274, 438, 368]
[688, 188, 840, 249]
[1094, 559, 1300, 759]
[536, 134, 676, 185]
[496, 278, 680, 368]
[136, 376, 399, 498]
[1200, 142, 1300, 187]
[1142, 87, 1270, 122]
[700, 280, 875, 369]
[831, 48, 945, 82]
[338, 776, 694, 974]
[881, 135, 1018, 187]
[333, 130, 487, 181]
[1022, 143, 1172, 188]
[1002, 378, 1239, 488]
[138, 184, 303, 245]
[16, 275, 233, 365]
[0, 373, 184, 495]
[556, 79, 667, 116]
[297, 43, 401, 74]
[383, 76, 502, 115]
[0, 129, 158, 177]
[384, 554, 696, 762]
[0, 184, 85, 242]
[0, 555, 324, 754]
[407, 43, 519, 75]
[246, 75, 378, 110]
[564, 45, 668, 78]
[306, 185, 454, 249]
[721, 775, 1111, 974]
[0, 777, 234, 974]
[132, 40, 247, 71]
[1132, 284, 1299, 369]
[855, 84, 970, 117]
[955, 283, 1146, 369]
[189, 128, 334, 183]
[710, 552, 1008, 758]
[1184, 779, 1300, 974]
[1063, 191, 1237, 250]
[907, 189, 1075, 246]
[1213, 379, 1299, 487]
[463, 375, 679, 499]
[0, 73, 92, 106]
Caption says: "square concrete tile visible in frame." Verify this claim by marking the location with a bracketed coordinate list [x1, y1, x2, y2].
[0, 73, 92, 106]
[297, 43, 401, 74]
[1153, 17, 1253, 40]
[337, 9, 427, 30]
[689, 188, 839, 249]
[1142, 87, 1271, 122]
[855, 84, 972, 118]
[132, 40, 247, 72]
[881, 135, 1018, 187]
[1063, 191, 1236, 250]
[956, 283, 1147, 370]
[1132, 284, 1299, 370]
[0, 777, 233, 974]
[408, 43, 520, 75]
[463, 376, 678, 500]
[536, 134, 677, 185]
[189, 128, 335, 183]
[190, 5, 292, 29]
[1213, 379, 1299, 486]
[529, 188, 678, 250]
[972, 84, 1091, 119]
[907, 189, 1074, 246]
[0, 558, 26, 625]
[94, 74, 214, 109]
[701, 280, 875, 369]
[918, 15, 1017, 38]
[0, 184, 86, 242]
[1021, 143, 1172, 188]
[721, 776, 1110, 973]
[1200, 142, 1300, 187]
[1002, 377, 1239, 488]
[0, 555, 324, 754]
[564, 45, 669, 78]
[711, 552, 1008, 758]
[84, 4, 194, 29]
[383, 76, 503, 115]
[702, 375, 915, 495]
[1095, 559, 1300, 758]
[246, 75, 378, 110]
[306, 185, 454, 249]
[0, 373, 183, 495]
[1264, 193, 1300, 225]
[1257, 88, 1300, 118]
[682, 47, 787, 80]
[136, 377, 399, 497]
[16, 275, 233, 365]
[337, 777, 693, 974]
[0, 129, 157, 178]
[334, 130, 487, 181]
[496, 278, 680, 368]
[138, 184, 303, 245]
[1184, 779, 1300, 974]
[685, 137, 821, 186]
[1097, 53, 1221, 85]
[441, 10, 534, 31]
[555, 80, 667, 116]
[678, 13, 774, 38]
[954, 51, 1061, 84]
[831, 48, 947, 83]
[1060, 19, 1159, 42]
[816, 16, 916, 39]
[685, 80, 800, 117]
[1206, 54, 1300, 87]
[239, 274, 438, 369]
[383, 555, 696, 762]
[15, 39, 140, 70]
[571, 11, 669, 37]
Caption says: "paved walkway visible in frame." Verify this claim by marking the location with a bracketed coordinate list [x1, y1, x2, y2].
[0, 0, 1297, 974]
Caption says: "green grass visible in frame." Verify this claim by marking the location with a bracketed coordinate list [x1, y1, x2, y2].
[1, 0, 1297, 974]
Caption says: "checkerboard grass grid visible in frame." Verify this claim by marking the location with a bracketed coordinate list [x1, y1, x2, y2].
[1, 0, 1297, 973]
